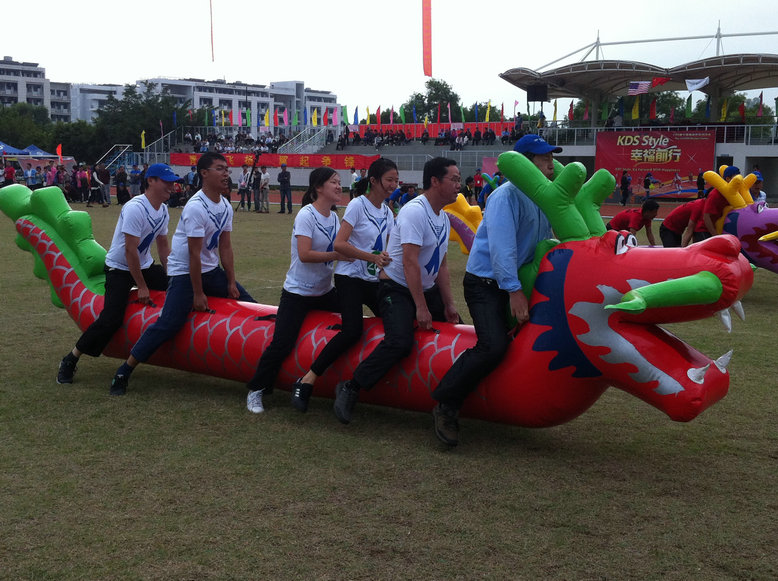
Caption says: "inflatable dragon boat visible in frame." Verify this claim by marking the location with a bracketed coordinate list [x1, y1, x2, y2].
[0, 154, 753, 427]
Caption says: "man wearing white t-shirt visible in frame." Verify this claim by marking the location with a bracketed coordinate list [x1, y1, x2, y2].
[110, 152, 255, 395]
[56, 163, 177, 384]
[333, 157, 461, 424]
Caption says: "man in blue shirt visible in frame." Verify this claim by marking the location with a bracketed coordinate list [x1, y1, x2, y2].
[430, 134, 559, 446]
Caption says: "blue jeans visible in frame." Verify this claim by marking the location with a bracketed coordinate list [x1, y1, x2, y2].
[352, 278, 447, 391]
[247, 288, 339, 391]
[279, 186, 292, 213]
[432, 273, 511, 409]
[131, 268, 255, 363]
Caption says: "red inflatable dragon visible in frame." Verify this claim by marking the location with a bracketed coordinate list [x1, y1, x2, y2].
[0, 159, 752, 426]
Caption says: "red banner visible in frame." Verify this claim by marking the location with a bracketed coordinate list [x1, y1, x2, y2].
[170, 152, 379, 170]
[595, 130, 715, 197]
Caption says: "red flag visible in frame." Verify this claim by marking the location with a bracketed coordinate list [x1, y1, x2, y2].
[376, 106, 381, 125]
[422, 0, 432, 76]
[274, 108, 279, 126]
[447, 102, 452, 122]
[670, 107, 675, 123]
[436, 103, 440, 124]
[56, 143, 62, 165]
[649, 98, 657, 120]
[568, 101, 574, 121]
[228, 110, 233, 125]
[323, 108, 329, 126]
[583, 102, 589, 121]
[738, 102, 746, 122]
[188, 109, 193, 120]
[651, 77, 671, 87]
[758, 92, 764, 117]
[159, 120, 164, 135]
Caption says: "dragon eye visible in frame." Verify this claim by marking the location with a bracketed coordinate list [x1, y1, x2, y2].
[757, 204, 765, 214]
[615, 234, 638, 255]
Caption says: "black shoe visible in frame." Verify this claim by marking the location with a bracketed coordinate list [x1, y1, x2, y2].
[57, 355, 77, 384]
[432, 403, 459, 446]
[278, 210, 285, 213]
[291, 379, 314, 412]
[333, 381, 359, 424]
[110, 374, 128, 396]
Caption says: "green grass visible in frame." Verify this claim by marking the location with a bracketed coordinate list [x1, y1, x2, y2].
[1, 199, 777, 580]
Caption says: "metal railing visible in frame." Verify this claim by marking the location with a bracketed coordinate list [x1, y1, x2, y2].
[95, 144, 136, 174]
[278, 127, 329, 154]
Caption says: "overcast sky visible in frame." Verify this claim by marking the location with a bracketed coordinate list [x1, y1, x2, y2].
[6, 0, 778, 114]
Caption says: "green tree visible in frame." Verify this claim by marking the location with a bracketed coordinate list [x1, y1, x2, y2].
[0, 103, 52, 149]
[49, 121, 100, 164]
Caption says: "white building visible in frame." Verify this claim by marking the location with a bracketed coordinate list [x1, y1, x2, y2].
[0, 56, 49, 109]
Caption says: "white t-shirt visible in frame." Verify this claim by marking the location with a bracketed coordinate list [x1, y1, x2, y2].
[351, 171, 360, 188]
[166, 191, 233, 276]
[335, 195, 394, 281]
[105, 194, 169, 270]
[284, 204, 339, 296]
[382, 195, 450, 291]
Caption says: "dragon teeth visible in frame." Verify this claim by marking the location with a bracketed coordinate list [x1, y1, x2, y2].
[687, 364, 711, 384]
[714, 350, 734, 373]
[717, 308, 732, 333]
[732, 300, 745, 321]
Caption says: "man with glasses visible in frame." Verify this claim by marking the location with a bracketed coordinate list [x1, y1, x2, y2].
[430, 134, 558, 446]
[333, 157, 461, 425]
[109, 152, 256, 396]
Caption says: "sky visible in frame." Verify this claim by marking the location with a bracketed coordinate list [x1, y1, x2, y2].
[5, 0, 778, 115]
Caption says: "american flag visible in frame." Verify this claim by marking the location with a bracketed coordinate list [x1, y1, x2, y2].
[628, 81, 651, 95]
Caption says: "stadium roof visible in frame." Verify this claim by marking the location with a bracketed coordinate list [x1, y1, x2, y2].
[500, 53, 778, 100]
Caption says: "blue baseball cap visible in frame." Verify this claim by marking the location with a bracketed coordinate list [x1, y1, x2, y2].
[145, 163, 180, 182]
[514, 134, 563, 155]
[723, 166, 740, 180]
[752, 170, 763, 182]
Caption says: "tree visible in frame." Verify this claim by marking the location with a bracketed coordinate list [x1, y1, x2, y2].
[49, 121, 100, 163]
[0, 103, 52, 149]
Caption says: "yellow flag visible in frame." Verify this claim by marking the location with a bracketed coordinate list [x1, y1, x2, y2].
[485, 100, 491, 122]
[720, 99, 728, 122]
[366, 106, 370, 124]
[140, 130, 146, 149]
[221, 110, 225, 126]
[424, 114, 429, 128]
[264, 109, 269, 127]
[312, 108, 318, 127]
[553, 100, 558, 122]
[631, 97, 640, 120]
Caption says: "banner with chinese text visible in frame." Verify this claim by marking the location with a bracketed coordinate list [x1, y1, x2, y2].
[170, 152, 379, 170]
[595, 130, 715, 197]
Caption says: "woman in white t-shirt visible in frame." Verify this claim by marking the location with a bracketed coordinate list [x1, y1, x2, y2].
[290, 158, 398, 412]
[246, 167, 349, 413]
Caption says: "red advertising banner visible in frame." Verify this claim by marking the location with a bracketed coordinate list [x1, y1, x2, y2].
[170, 152, 379, 170]
[595, 130, 715, 198]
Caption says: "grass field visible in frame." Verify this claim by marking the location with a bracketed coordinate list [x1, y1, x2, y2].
[1, 195, 777, 580]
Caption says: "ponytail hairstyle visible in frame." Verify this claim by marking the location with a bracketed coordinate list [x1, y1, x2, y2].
[301, 167, 338, 207]
[354, 157, 399, 197]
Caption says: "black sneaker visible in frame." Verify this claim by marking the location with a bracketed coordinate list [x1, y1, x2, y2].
[110, 374, 128, 396]
[432, 403, 460, 446]
[333, 381, 359, 424]
[57, 356, 77, 384]
[291, 379, 314, 412]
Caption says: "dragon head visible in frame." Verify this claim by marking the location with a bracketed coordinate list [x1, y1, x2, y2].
[497, 152, 753, 421]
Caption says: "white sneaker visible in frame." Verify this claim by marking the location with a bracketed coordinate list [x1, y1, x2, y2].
[247, 389, 265, 413]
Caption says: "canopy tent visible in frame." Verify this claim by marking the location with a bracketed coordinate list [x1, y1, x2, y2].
[21, 144, 56, 157]
[0, 141, 25, 155]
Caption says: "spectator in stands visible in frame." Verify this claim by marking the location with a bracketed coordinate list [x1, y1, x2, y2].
[473, 128, 482, 146]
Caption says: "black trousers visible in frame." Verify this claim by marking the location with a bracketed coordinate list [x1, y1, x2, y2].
[75, 264, 168, 357]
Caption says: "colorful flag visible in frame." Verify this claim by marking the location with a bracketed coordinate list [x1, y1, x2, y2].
[247, 109, 251, 127]
[720, 99, 728, 122]
[376, 106, 381, 125]
[705, 96, 711, 120]
[670, 107, 675, 123]
[686, 77, 710, 92]
[583, 102, 589, 121]
[600, 101, 608, 121]
[399, 105, 406, 123]
[173, 110, 177, 127]
[513, 99, 519, 115]
[212, 109, 217, 127]
[628, 81, 651, 95]
[228, 110, 233, 126]
[303, 108, 307, 126]
[474, 103, 478, 122]
[188, 109, 193, 121]
[283, 109, 288, 126]
[651, 77, 672, 87]
[237, 109, 242, 127]
[323, 108, 328, 126]
[204, 108, 208, 125]
[366, 106, 370, 124]
[159, 120, 163, 135]
[460, 104, 465, 122]
[631, 97, 639, 120]
[56, 143, 62, 164]
[485, 100, 491, 122]
[422, 0, 432, 76]
[553, 99, 557, 122]
[221, 110, 225, 126]
[413, 104, 417, 124]
[738, 102, 746, 122]
[447, 102, 452, 122]
[334, 106, 339, 126]
[354, 106, 358, 125]
[293, 110, 298, 126]
[312, 108, 318, 126]
[567, 101, 574, 121]
[265, 109, 270, 127]
[390, 107, 394, 125]
[141, 130, 146, 149]
[758, 92, 763, 117]
[274, 108, 279, 127]
[685, 95, 692, 118]
[342, 106, 347, 125]
[424, 114, 429, 128]
[649, 98, 657, 119]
